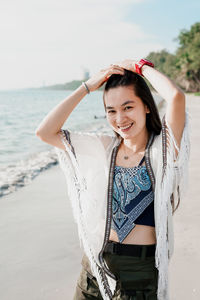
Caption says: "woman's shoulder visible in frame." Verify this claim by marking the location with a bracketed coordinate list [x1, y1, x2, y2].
[61, 128, 118, 153]
[96, 132, 119, 149]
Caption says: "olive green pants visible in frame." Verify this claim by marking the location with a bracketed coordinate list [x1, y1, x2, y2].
[73, 246, 158, 300]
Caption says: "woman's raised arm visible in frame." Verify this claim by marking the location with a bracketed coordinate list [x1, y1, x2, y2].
[35, 65, 124, 150]
[35, 85, 90, 150]
[141, 63, 186, 157]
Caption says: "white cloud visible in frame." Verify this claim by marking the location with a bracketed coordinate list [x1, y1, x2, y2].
[0, 0, 163, 90]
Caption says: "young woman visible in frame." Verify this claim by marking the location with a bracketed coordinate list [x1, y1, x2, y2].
[35, 59, 190, 300]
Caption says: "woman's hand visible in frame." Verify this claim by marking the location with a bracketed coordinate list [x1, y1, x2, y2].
[85, 64, 125, 92]
[111, 59, 138, 73]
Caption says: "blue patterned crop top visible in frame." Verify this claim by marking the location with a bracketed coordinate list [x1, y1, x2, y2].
[111, 156, 155, 243]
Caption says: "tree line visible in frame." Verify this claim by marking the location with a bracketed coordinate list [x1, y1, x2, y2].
[146, 22, 200, 93]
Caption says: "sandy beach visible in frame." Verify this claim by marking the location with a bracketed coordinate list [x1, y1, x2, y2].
[0, 164, 84, 300]
[0, 93, 199, 300]
[168, 93, 199, 300]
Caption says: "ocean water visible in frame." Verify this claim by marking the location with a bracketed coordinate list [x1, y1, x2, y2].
[0, 88, 162, 197]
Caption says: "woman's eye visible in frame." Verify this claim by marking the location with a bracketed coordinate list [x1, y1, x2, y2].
[108, 110, 115, 114]
[125, 106, 132, 110]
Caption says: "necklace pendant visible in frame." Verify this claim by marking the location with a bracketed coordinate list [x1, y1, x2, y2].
[124, 156, 129, 160]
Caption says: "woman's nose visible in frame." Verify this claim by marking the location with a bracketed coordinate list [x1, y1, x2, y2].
[116, 113, 125, 124]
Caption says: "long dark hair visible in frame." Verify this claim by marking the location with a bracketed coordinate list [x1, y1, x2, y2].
[103, 69, 162, 138]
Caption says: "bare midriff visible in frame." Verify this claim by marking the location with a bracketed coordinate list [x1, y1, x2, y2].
[109, 225, 156, 245]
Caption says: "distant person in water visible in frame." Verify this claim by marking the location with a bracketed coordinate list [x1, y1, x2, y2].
[94, 115, 106, 119]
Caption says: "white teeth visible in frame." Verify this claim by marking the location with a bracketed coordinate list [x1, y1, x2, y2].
[120, 123, 133, 129]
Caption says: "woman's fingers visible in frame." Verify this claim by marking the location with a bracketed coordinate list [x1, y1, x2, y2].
[102, 66, 124, 83]
[110, 63, 123, 69]
[106, 68, 124, 78]
[100, 65, 123, 72]
[113, 59, 137, 72]
[110, 62, 123, 68]
[85, 63, 125, 91]
[101, 65, 124, 78]
[108, 64, 125, 73]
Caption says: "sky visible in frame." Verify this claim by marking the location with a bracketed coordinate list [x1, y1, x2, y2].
[0, 0, 199, 90]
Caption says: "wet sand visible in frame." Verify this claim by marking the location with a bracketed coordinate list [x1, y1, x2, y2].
[0, 165, 84, 300]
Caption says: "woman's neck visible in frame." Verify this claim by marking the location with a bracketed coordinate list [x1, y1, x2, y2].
[121, 130, 150, 154]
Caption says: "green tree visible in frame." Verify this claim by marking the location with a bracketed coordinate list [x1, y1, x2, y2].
[146, 49, 177, 78]
[145, 23, 200, 92]
[174, 22, 200, 91]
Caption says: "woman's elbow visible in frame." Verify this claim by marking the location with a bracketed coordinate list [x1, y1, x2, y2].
[35, 129, 46, 140]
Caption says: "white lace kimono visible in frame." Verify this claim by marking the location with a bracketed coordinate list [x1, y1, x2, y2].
[54, 109, 191, 300]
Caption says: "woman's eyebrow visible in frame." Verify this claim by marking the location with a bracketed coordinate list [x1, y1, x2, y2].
[105, 100, 135, 110]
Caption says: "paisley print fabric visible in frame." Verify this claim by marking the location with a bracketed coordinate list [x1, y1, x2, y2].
[111, 156, 155, 243]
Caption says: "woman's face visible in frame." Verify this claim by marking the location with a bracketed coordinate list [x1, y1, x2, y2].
[104, 85, 150, 140]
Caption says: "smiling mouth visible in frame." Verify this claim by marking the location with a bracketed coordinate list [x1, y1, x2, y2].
[118, 122, 134, 132]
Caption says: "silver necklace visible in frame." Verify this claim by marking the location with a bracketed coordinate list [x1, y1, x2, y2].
[122, 143, 146, 160]
[123, 144, 131, 160]
[124, 152, 129, 160]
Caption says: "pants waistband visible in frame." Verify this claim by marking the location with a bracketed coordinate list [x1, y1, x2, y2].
[104, 240, 156, 258]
